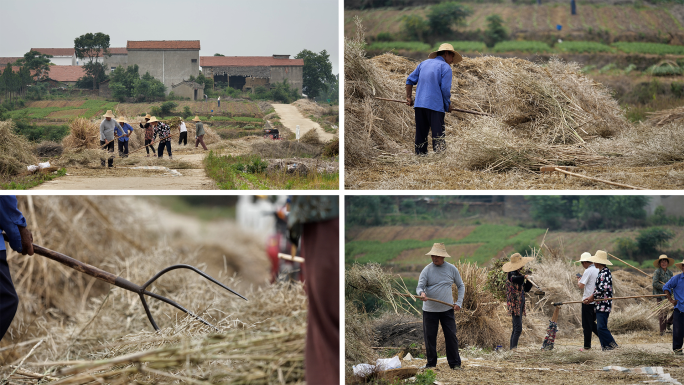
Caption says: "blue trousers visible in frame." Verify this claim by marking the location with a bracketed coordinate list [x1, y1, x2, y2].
[157, 141, 172, 158]
[596, 311, 617, 349]
[414, 107, 446, 155]
[673, 309, 684, 352]
[0, 250, 18, 341]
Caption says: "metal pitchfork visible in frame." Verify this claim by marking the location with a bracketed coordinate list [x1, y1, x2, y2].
[3, 233, 248, 331]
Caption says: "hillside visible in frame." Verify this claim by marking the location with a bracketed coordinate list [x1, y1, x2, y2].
[345, 3, 684, 42]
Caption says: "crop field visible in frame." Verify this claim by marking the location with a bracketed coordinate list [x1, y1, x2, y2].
[556, 40, 614, 54]
[366, 41, 431, 52]
[117, 100, 262, 118]
[345, 4, 683, 39]
[349, 225, 477, 243]
[492, 40, 552, 53]
[612, 42, 684, 55]
[8, 99, 118, 120]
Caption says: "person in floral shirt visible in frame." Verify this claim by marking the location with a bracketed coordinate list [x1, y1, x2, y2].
[151, 117, 173, 159]
[140, 114, 155, 157]
[583, 250, 619, 351]
[503, 253, 534, 350]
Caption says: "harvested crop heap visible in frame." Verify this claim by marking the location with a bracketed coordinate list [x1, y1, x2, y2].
[0, 120, 38, 175]
[0, 196, 294, 384]
[345, 24, 680, 178]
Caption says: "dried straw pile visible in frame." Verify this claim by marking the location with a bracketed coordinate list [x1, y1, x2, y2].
[646, 105, 684, 127]
[345, 18, 631, 172]
[61, 117, 100, 150]
[1, 196, 303, 384]
[0, 120, 38, 175]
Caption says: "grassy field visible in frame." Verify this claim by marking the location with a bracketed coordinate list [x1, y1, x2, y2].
[345, 4, 683, 40]
[203, 151, 338, 190]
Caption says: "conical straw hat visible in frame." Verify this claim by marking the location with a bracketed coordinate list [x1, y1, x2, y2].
[427, 43, 463, 63]
[192, 115, 201, 122]
[654, 254, 675, 268]
[103, 110, 115, 118]
[502, 253, 534, 272]
[588, 250, 612, 266]
[425, 243, 451, 258]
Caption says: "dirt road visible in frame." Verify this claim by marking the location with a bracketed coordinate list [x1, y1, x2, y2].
[32, 150, 217, 190]
[272, 103, 336, 142]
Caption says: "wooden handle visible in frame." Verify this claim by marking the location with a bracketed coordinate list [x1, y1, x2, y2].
[607, 253, 652, 278]
[551, 306, 560, 323]
[278, 253, 304, 264]
[553, 294, 666, 306]
[394, 292, 455, 307]
[373, 97, 492, 117]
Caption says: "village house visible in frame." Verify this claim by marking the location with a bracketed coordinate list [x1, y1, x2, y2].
[199, 55, 304, 94]
[171, 81, 204, 101]
[126, 40, 200, 95]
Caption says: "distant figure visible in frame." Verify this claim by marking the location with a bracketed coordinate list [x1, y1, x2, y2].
[218, 96, 221, 108]
[204, 94, 207, 102]
[193, 116, 208, 151]
[178, 119, 188, 146]
[100, 110, 122, 168]
[140, 114, 155, 157]
[571, 0, 576, 15]
[115, 117, 134, 158]
[653, 255, 675, 335]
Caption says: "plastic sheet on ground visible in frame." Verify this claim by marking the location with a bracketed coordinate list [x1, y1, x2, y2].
[131, 166, 182, 177]
[352, 356, 401, 377]
[602, 366, 681, 384]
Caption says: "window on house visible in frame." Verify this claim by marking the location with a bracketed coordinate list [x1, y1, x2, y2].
[111, 67, 116, 71]
[191, 59, 197, 63]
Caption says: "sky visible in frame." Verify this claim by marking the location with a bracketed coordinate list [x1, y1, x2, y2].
[0, 0, 340, 74]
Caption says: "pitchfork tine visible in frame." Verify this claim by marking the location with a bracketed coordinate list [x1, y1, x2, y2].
[141, 264, 249, 301]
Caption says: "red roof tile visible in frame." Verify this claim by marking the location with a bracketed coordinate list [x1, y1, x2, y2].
[109, 47, 128, 54]
[31, 48, 74, 56]
[127, 41, 200, 50]
[200, 56, 304, 67]
[0, 57, 21, 66]
[44, 66, 86, 82]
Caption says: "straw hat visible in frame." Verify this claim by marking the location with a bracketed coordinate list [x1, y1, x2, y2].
[675, 259, 684, 269]
[144, 114, 151, 120]
[654, 254, 675, 268]
[148, 116, 159, 124]
[116, 117, 126, 123]
[502, 253, 534, 272]
[588, 250, 612, 266]
[103, 110, 115, 118]
[425, 243, 451, 258]
[428, 43, 463, 63]
[577, 252, 592, 263]
[192, 115, 201, 122]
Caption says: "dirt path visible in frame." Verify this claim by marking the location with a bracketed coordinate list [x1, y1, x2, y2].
[272, 103, 336, 142]
[32, 149, 217, 190]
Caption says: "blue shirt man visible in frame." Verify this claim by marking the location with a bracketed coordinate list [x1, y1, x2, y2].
[0, 196, 34, 341]
[663, 262, 684, 354]
[405, 43, 461, 155]
[115, 121, 134, 142]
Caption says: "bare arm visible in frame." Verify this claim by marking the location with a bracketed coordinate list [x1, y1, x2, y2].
[405, 84, 414, 106]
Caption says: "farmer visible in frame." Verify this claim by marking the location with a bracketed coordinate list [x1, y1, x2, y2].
[577, 252, 599, 351]
[140, 114, 155, 157]
[664, 259, 684, 354]
[0, 196, 34, 341]
[502, 253, 534, 350]
[405, 43, 462, 155]
[416, 243, 465, 370]
[583, 250, 619, 351]
[218, 95, 221, 108]
[288, 196, 339, 384]
[178, 119, 188, 146]
[193, 116, 208, 151]
[654, 254, 675, 335]
[115, 117, 134, 158]
[100, 110, 122, 167]
[152, 117, 173, 159]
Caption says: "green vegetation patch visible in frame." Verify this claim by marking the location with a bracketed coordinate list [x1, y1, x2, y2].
[8, 99, 117, 120]
[492, 40, 552, 53]
[612, 42, 684, 55]
[346, 224, 546, 265]
[1, 168, 66, 190]
[556, 41, 615, 54]
[435, 41, 486, 52]
[366, 41, 432, 52]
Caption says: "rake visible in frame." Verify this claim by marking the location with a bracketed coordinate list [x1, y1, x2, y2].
[4, 233, 247, 331]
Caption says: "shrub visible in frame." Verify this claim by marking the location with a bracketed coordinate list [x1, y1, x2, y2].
[160, 101, 178, 115]
[614, 237, 639, 260]
[427, 2, 472, 35]
[376, 32, 393, 42]
[401, 14, 430, 41]
[150, 106, 162, 117]
[484, 14, 507, 48]
[182, 106, 192, 119]
[636, 227, 674, 257]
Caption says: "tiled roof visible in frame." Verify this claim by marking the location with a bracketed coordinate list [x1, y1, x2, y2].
[0, 57, 21, 66]
[200, 56, 304, 67]
[44, 66, 86, 82]
[109, 47, 128, 54]
[127, 40, 200, 50]
[31, 48, 74, 56]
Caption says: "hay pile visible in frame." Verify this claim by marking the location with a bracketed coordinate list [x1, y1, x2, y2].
[0, 120, 38, 175]
[61, 117, 100, 150]
[34, 141, 63, 158]
[251, 140, 323, 159]
[646, 105, 684, 126]
[345, 18, 633, 173]
[1, 196, 299, 384]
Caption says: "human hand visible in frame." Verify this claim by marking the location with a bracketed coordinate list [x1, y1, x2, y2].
[583, 295, 594, 304]
[670, 297, 678, 306]
[453, 304, 461, 311]
[406, 97, 413, 106]
[18, 226, 34, 256]
[420, 292, 427, 301]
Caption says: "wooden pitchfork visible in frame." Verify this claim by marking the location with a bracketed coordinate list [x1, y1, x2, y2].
[4, 233, 247, 331]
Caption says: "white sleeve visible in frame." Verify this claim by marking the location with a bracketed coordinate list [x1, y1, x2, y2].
[579, 271, 591, 285]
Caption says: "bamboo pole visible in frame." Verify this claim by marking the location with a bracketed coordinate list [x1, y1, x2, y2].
[126, 133, 181, 157]
[394, 292, 455, 308]
[373, 97, 493, 117]
[607, 253, 652, 278]
[277, 253, 305, 264]
[553, 294, 666, 306]
[551, 167, 646, 190]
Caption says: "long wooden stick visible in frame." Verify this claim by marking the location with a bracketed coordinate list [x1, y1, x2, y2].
[553, 294, 665, 306]
[394, 292, 455, 307]
[552, 167, 646, 190]
[373, 97, 493, 117]
[607, 253, 652, 278]
[277, 253, 304, 263]
[126, 133, 181, 156]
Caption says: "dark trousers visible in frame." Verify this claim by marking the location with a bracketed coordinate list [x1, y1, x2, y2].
[195, 134, 208, 150]
[414, 107, 446, 155]
[117, 140, 129, 157]
[657, 298, 674, 333]
[0, 250, 18, 341]
[158, 141, 172, 158]
[179, 131, 188, 145]
[596, 311, 617, 349]
[674, 309, 684, 352]
[100, 140, 114, 167]
[423, 309, 461, 368]
[510, 315, 522, 349]
[302, 219, 339, 385]
[581, 303, 599, 349]
[145, 139, 155, 154]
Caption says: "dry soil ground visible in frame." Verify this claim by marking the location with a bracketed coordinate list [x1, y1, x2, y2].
[272, 103, 336, 142]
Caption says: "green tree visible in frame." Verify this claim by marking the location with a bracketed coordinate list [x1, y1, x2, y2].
[574, 196, 648, 230]
[401, 14, 430, 41]
[526, 196, 577, 229]
[295, 49, 335, 99]
[133, 72, 166, 101]
[214, 53, 225, 56]
[1, 63, 19, 101]
[484, 14, 507, 48]
[74, 32, 111, 89]
[16, 50, 52, 81]
[427, 2, 472, 36]
[636, 227, 674, 259]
